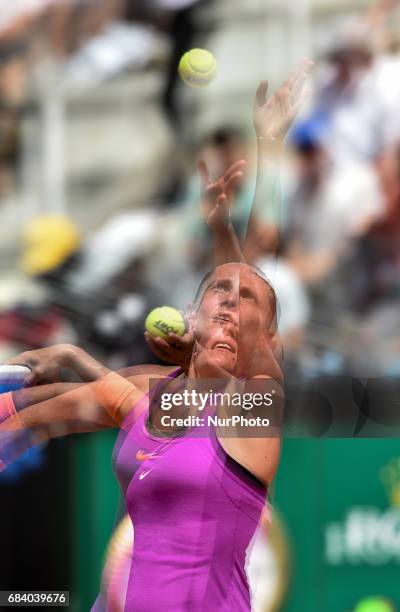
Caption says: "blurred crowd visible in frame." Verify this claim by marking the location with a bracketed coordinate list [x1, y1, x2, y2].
[0, 0, 399, 382]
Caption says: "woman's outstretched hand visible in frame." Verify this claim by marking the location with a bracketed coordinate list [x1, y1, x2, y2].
[197, 158, 245, 232]
[5, 345, 74, 386]
[253, 59, 313, 146]
[5, 344, 109, 385]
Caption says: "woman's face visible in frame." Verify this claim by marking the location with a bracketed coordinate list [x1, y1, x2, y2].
[190, 263, 276, 378]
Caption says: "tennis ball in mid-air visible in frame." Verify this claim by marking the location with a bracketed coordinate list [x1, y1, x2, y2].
[178, 48, 217, 88]
[354, 598, 394, 612]
[145, 306, 186, 339]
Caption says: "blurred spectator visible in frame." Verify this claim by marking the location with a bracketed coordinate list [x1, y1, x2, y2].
[257, 255, 310, 357]
[351, 140, 400, 310]
[63, 3, 167, 87]
[285, 116, 383, 285]
[280, 114, 385, 369]
[0, 210, 163, 367]
[313, 16, 400, 164]
[66, 209, 163, 366]
[21, 215, 81, 277]
[0, 215, 80, 360]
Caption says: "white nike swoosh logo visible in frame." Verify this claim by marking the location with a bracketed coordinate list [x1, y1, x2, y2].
[139, 469, 152, 480]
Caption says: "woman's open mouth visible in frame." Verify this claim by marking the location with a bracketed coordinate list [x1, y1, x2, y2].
[211, 340, 236, 354]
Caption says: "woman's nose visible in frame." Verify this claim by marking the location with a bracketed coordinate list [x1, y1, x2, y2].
[220, 290, 238, 308]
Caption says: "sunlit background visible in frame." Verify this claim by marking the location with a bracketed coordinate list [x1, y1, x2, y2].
[0, 0, 400, 610]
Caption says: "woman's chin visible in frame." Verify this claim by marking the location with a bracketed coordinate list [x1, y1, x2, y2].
[191, 347, 236, 378]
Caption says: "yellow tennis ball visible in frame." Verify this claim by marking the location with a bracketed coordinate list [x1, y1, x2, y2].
[354, 599, 394, 612]
[145, 306, 186, 339]
[178, 48, 217, 88]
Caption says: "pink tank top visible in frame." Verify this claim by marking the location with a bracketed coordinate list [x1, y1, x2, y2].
[93, 369, 267, 611]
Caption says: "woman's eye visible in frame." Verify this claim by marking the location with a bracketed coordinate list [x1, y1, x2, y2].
[214, 284, 229, 293]
[241, 292, 255, 301]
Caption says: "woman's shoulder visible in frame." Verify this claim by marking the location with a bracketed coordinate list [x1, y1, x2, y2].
[124, 365, 182, 392]
[116, 365, 182, 429]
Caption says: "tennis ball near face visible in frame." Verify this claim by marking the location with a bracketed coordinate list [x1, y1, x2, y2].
[178, 48, 217, 88]
[145, 306, 186, 339]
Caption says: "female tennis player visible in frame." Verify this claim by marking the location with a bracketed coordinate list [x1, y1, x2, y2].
[0, 62, 311, 611]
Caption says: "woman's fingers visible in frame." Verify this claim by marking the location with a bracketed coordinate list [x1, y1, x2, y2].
[5, 354, 30, 367]
[207, 194, 230, 229]
[167, 332, 194, 349]
[22, 373, 36, 388]
[290, 87, 311, 120]
[215, 194, 230, 222]
[145, 333, 175, 362]
[255, 80, 269, 108]
[4, 355, 38, 387]
[200, 161, 245, 208]
[285, 58, 313, 93]
[224, 172, 243, 198]
[217, 194, 231, 221]
[144, 332, 191, 365]
[290, 61, 314, 109]
[224, 159, 246, 183]
[197, 159, 210, 187]
[145, 333, 171, 351]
